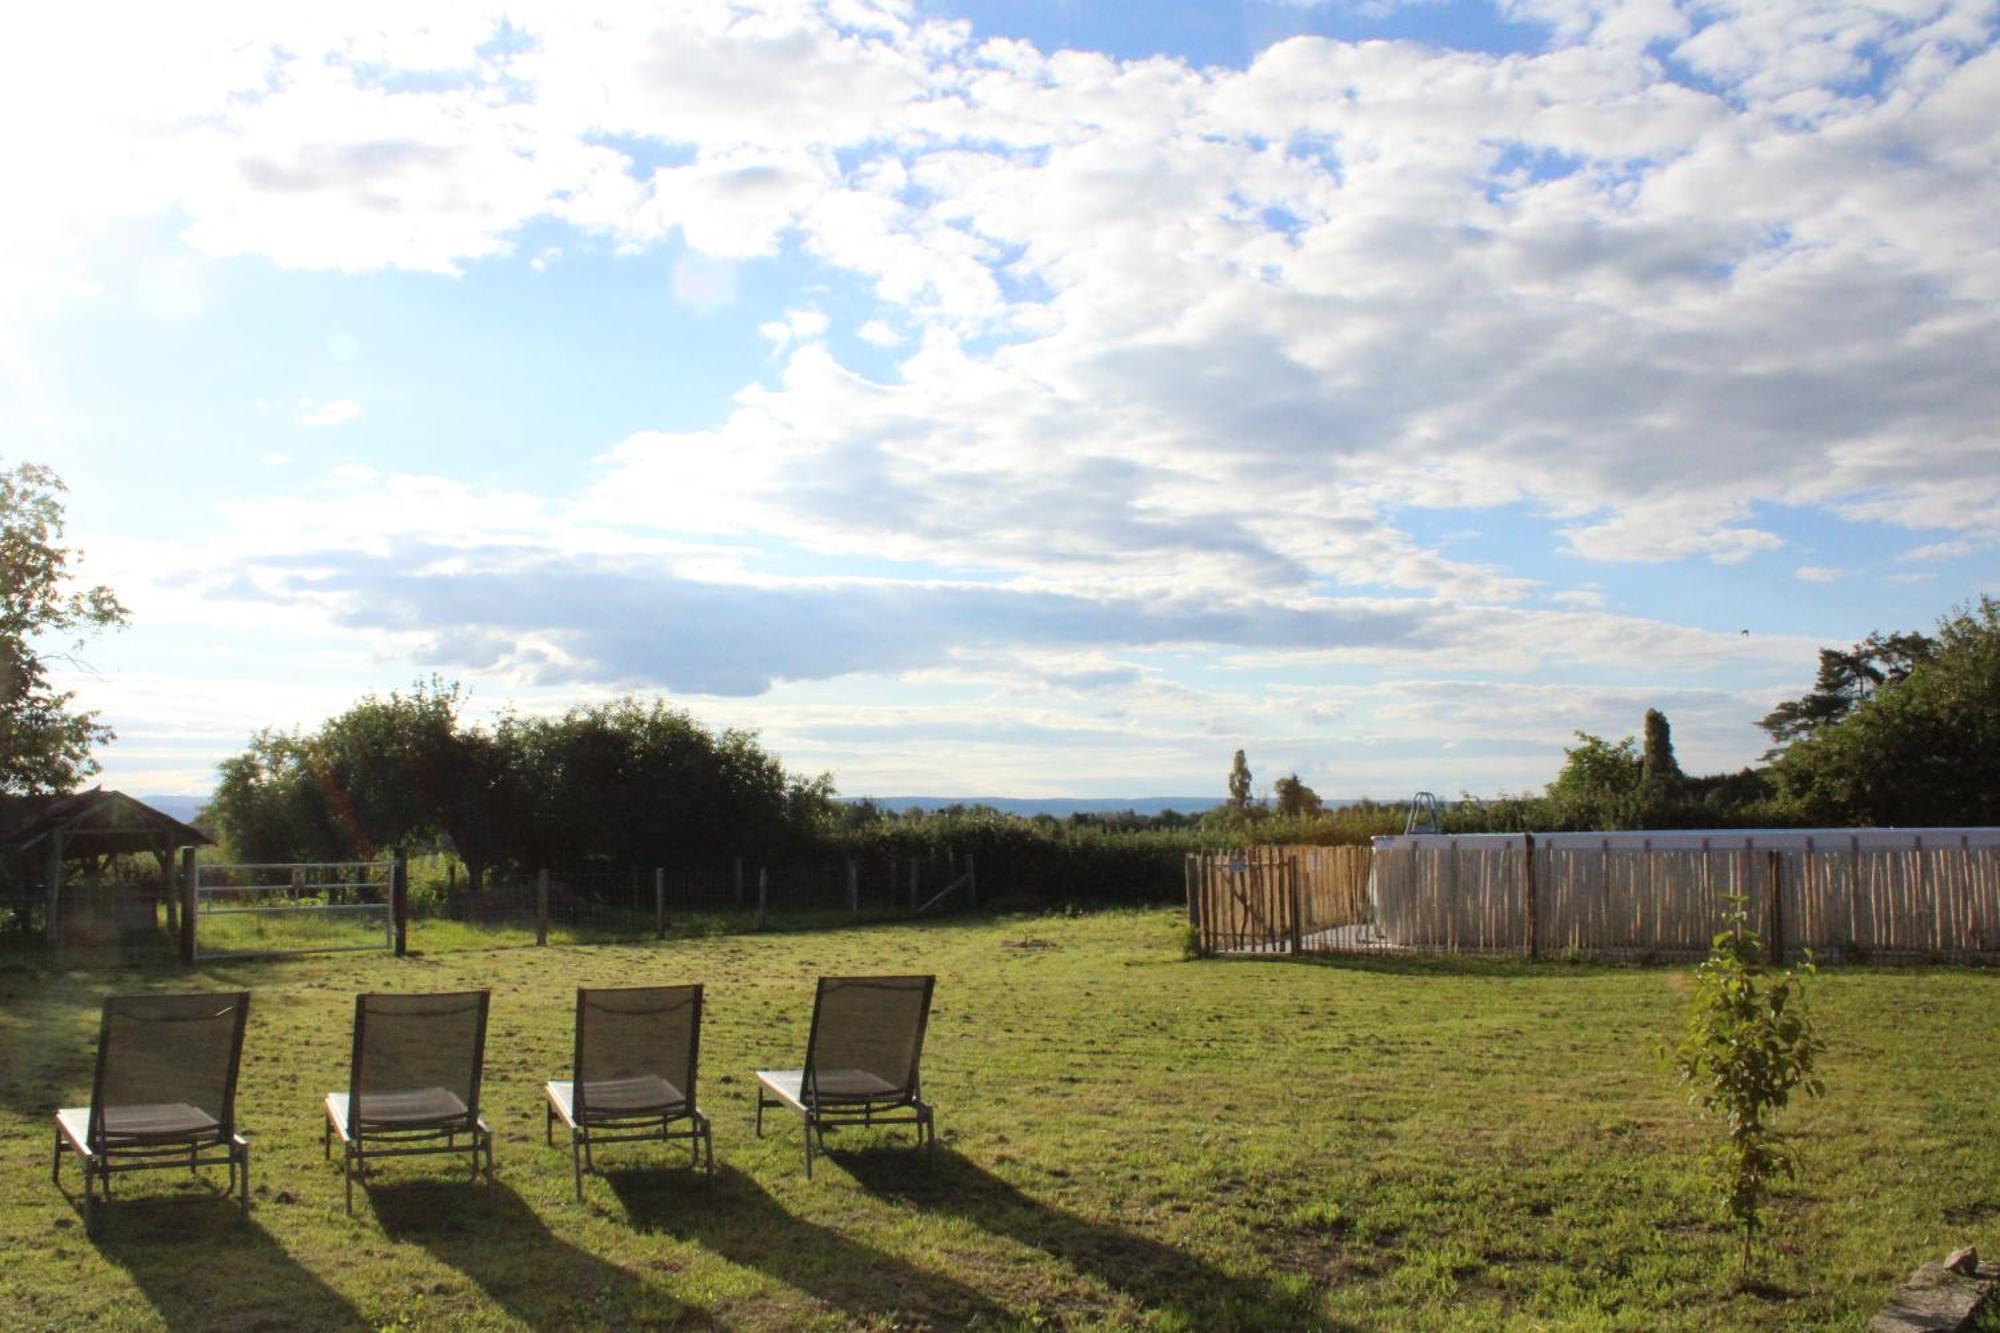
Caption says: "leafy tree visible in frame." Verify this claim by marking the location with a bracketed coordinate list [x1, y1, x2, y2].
[1757, 630, 1935, 757]
[1639, 709, 1682, 791]
[1774, 596, 2000, 825]
[1545, 731, 1641, 827]
[1272, 772, 1323, 819]
[1227, 750, 1252, 811]
[0, 462, 128, 792]
[210, 687, 835, 878]
[1672, 901, 1825, 1269]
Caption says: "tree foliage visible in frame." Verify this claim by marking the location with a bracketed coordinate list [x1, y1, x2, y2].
[1272, 772, 1323, 819]
[207, 683, 835, 875]
[1773, 597, 2000, 826]
[1639, 708, 1682, 794]
[1226, 749, 1253, 811]
[1756, 630, 1936, 756]
[1671, 902, 1825, 1268]
[0, 462, 128, 793]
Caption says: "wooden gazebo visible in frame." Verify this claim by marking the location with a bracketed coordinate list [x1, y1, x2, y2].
[0, 789, 211, 946]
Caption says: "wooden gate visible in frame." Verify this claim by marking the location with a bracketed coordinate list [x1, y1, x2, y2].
[1185, 849, 1301, 955]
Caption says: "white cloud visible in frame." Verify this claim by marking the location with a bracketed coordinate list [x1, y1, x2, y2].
[760, 306, 831, 349]
[1898, 539, 1978, 562]
[17, 1, 2000, 795]
[1794, 565, 1841, 582]
[294, 398, 362, 428]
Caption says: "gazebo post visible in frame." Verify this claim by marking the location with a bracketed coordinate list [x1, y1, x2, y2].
[157, 842, 180, 938]
[45, 830, 64, 953]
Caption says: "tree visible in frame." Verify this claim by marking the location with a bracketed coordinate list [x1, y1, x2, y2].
[1774, 596, 2000, 826]
[1639, 709, 1682, 790]
[0, 462, 128, 792]
[1548, 732, 1639, 801]
[1272, 772, 1323, 819]
[1757, 630, 1935, 756]
[208, 686, 836, 877]
[1672, 901, 1825, 1269]
[1227, 750, 1252, 811]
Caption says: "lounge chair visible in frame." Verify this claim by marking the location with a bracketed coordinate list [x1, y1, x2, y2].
[545, 984, 713, 1198]
[323, 991, 492, 1213]
[755, 975, 936, 1177]
[53, 991, 252, 1233]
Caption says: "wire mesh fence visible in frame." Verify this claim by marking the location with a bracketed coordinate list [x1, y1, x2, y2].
[408, 853, 980, 947]
[193, 861, 396, 960]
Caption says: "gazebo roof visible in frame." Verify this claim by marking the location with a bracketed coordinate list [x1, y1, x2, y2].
[0, 789, 212, 859]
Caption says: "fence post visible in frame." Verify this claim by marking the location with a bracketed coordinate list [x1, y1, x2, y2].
[536, 869, 550, 946]
[966, 853, 977, 910]
[1288, 856, 1304, 955]
[846, 859, 858, 919]
[756, 868, 769, 930]
[655, 867, 666, 940]
[1765, 849, 1784, 964]
[179, 846, 197, 965]
[391, 850, 409, 957]
[1523, 833, 1538, 961]
[909, 858, 920, 914]
[733, 857, 744, 905]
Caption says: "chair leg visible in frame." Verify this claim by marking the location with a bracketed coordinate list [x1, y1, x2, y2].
[51, 1129, 61, 1187]
[323, 1115, 331, 1161]
[545, 1101, 553, 1146]
[755, 1095, 765, 1137]
[83, 1162, 96, 1235]
[802, 1117, 814, 1179]
[343, 1147, 354, 1215]
[240, 1140, 252, 1212]
[572, 1134, 584, 1202]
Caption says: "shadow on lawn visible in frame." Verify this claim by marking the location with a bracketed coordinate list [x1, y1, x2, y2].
[841, 1148, 1344, 1331]
[1265, 950, 1598, 980]
[608, 1165, 1013, 1327]
[372, 1178, 709, 1327]
[94, 1206, 368, 1331]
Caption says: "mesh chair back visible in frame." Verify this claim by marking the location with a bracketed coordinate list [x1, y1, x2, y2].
[804, 975, 934, 1105]
[89, 992, 250, 1147]
[574, 985, 701, 1122]
[348, 991, 489, 1131]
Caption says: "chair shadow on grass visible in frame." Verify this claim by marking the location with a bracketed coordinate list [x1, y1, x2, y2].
[92, 1201, 369, 1331]
[371, 1178, 709, 1328]
[607, 1164, 1013, 1328]
[839, 1146, 1346, 1331]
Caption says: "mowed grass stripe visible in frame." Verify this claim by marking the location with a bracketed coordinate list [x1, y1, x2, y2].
[1, 909, 1996, 1330]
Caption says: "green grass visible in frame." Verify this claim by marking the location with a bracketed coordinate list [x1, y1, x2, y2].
[2, 909, 1997, 1330]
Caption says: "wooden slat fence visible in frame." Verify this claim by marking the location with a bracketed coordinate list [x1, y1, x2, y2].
[1295, 845, 1372, 933]
[1364, 830, 2000, 962]
[1371, 836, 1529, 956]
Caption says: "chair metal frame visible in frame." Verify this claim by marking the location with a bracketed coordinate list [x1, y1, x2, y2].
[544, 984, 714, 1199]
[755, 975, 937, 1178]
[323, 990, 493, 1214]
[52, 991, 252, 1234]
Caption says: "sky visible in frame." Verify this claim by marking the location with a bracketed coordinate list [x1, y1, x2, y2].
[5, 0, 1997, 803]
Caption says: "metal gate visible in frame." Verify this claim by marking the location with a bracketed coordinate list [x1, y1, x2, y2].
[192, 861, 396, 960]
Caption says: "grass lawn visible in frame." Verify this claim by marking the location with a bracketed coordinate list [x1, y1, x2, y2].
[2, 907, 1996, 1330]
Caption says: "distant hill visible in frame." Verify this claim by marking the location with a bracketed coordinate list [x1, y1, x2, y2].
[844, 796, 1223, 818]
[136, 794, 207, 823]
